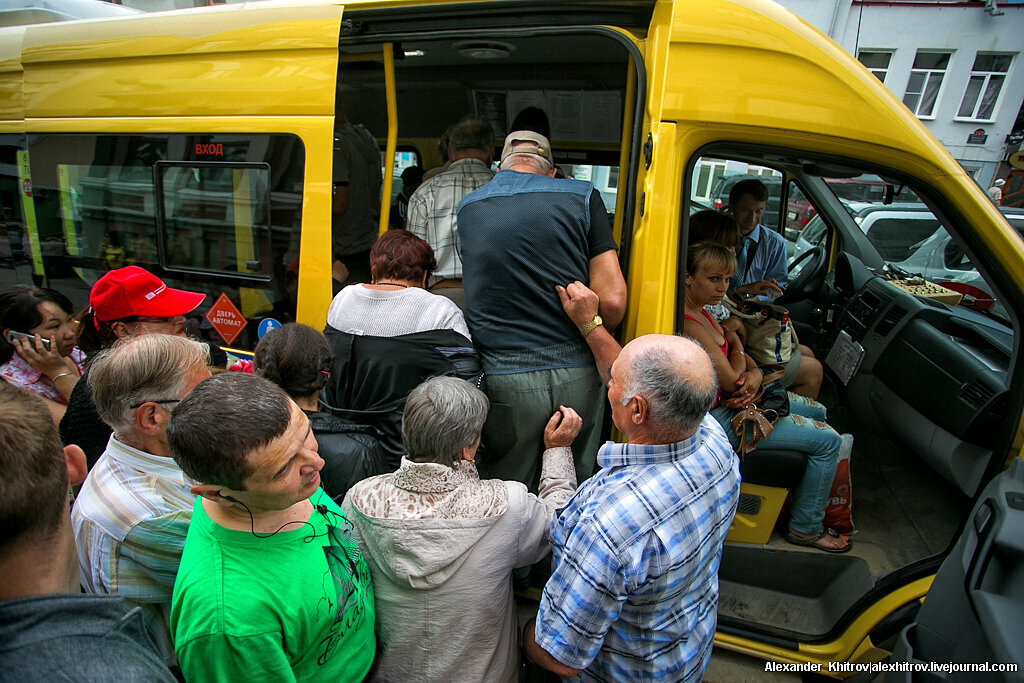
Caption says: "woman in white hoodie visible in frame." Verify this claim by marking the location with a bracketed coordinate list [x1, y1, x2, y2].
[342, 376, 580, 682]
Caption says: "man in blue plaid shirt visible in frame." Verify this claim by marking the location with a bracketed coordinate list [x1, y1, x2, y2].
[524, 281, 741, 681]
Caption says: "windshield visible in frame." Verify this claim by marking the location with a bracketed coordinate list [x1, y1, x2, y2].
[813, 176, 1017, 325]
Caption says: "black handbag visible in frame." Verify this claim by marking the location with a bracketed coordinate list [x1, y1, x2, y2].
[758, 366, 790, 418]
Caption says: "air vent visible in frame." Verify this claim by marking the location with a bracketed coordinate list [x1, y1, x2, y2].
[736, 493, 762, 516]
[874, 305, 907, 336]
[960, 380, 995, 409]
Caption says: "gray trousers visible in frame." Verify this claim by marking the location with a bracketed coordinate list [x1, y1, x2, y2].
[478, 365, 605, 493]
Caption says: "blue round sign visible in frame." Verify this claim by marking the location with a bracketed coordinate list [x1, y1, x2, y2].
[257, 318, 282, 340]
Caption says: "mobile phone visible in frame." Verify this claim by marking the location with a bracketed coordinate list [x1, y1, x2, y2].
[5, 330, 51, 351]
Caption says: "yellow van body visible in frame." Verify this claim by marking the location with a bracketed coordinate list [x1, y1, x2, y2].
[2, 0, 1020, 672]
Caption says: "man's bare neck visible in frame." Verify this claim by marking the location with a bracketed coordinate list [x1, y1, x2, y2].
[201, 496, 314, 535]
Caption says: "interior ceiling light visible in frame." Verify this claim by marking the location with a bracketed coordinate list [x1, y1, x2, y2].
[453, 41, 516, 60]
[403, 49, 425, 57]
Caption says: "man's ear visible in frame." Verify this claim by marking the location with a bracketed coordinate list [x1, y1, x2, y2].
[191, 483, 232, 504]
[546, 167, 558, 178]
[632, 395, 649, 425]
[134, 403, 165, 435]
[110, 321, 132, 339]
[63, 444, 88, 488]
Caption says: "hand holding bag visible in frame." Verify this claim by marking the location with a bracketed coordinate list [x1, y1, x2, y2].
[728, 368, 789, 457]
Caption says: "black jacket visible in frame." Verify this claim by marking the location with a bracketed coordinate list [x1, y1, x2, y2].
[306, 410, 387, 503]
[321, 327, 484, 470]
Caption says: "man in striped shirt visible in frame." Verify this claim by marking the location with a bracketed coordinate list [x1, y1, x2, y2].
[71, 334, 211, 665]
[405, 115, 495, 309]
[524, 282, 741, 682]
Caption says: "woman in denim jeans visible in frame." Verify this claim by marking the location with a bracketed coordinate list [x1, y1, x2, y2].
[683, 241, 850, 553]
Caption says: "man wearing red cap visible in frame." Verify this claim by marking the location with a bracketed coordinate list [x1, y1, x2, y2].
[60, 266, 207, 469]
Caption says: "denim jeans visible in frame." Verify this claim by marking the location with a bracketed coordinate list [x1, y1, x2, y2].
[712, 393, 841, 535]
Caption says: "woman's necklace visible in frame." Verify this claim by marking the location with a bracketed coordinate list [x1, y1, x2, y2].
[372, 281, 409, 288]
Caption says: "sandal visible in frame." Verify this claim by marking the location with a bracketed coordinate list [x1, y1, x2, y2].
[785, 528, 852, 554]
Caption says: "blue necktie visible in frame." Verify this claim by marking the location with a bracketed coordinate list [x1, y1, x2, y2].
[733, 237, 751, 286]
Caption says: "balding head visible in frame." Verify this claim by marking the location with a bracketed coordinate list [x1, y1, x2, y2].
[617, 334, 717, 442]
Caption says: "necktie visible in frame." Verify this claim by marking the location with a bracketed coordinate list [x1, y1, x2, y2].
[734, 237, 750, 282]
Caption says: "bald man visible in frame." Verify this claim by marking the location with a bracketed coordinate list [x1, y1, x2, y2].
[523, 281, 740, 682]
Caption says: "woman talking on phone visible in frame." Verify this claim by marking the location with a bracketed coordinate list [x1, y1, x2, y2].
[0, 285, 84, 424]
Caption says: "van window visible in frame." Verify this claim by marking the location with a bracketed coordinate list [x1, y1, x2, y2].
[22, 133, 305, 350]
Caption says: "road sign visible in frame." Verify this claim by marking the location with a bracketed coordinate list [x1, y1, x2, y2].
[257, 317, 281, 340]
[205, 293, 247, 345]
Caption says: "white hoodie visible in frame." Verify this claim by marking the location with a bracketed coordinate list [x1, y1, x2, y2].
[342, 450, 576, 682]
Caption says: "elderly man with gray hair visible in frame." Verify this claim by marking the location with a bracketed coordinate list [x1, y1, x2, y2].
[405, 115, 496, 307]
[342, 375, 581, 682]
[457, 130, 627, 498]
[71, 333, 210, 666]
[522, 280, 741, 682]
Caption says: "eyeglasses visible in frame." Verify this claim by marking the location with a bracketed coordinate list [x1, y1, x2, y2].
[129, 398, 181, 410]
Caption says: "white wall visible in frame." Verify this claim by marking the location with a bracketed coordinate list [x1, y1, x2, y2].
[774, 0, 1024, 185]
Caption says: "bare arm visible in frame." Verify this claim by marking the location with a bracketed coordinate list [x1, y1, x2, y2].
[682, 316, 741, 384]
[587, 250, 627, 331]
[556, 281, 621, 385]
[523, 618, 583, 679]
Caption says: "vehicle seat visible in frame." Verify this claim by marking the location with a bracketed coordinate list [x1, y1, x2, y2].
[727, 448, 806, 544]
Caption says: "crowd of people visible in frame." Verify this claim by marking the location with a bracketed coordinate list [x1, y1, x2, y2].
[0, 123, 853, 681]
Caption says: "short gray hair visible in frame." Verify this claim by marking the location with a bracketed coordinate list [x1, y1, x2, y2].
[447, 116, 494, 155]
[90, 334, 210, 435]
[402, 376, 489, 467]
[619, 338, 718, 438]
[501, 152, 553, 174]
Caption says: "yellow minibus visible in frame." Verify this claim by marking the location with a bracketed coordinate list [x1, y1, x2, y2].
[2, 0, 1021, 672]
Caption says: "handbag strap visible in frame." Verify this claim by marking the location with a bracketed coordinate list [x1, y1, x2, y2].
[760, 366, 786, 385]
[729, 403, 778, 457]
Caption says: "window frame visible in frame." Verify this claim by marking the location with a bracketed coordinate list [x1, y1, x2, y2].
[154, 160, 274, 281]
[857, 49, 894, 84]
[902, 51, 952, 120]
[954, 53, 1013, 123]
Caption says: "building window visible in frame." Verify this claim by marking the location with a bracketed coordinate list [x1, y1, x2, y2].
[903, 51, 951, 118]
[858, 50, 893, 83]
[957, 53, 1012, 121]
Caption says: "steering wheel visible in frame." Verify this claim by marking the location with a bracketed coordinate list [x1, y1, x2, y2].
[777, 246, 826, 305]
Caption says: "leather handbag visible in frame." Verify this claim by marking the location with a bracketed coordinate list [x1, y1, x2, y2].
[728, 368, 789, 457]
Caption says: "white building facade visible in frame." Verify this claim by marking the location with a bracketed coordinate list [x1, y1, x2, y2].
[775, 0, 1024, 190]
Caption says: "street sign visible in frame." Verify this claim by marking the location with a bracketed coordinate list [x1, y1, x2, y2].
[967, 128, 987, 145]
[205, 293, 247, 345]
[257, 317, 281, 339]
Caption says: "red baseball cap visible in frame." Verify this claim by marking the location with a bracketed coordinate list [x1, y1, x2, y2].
[90, 266, 206, 322]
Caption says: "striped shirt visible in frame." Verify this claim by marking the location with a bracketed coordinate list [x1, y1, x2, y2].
[71, 436, 195, 664]
[535, 415, 740, 682]
[406, 157, 494, 281]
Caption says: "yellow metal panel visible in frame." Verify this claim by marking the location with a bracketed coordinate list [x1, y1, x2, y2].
[623, 120, 680, 341]
[715, 576, 933, 668]
[0, 27, 24, 122]
[20, 3, 342, 119]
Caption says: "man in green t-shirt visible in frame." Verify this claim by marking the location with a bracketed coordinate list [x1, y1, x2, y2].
[167, 373, 375, 682]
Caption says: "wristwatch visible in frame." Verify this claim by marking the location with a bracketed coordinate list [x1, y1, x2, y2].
[579, 315, 603, 338]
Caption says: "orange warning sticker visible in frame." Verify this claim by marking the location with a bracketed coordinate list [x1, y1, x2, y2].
[205, 293, 248, 346]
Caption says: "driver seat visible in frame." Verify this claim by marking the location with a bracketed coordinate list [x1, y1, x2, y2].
[727, 448, 807, 544]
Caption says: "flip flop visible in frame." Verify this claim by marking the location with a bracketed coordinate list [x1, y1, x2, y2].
[785, 527, 852, 554]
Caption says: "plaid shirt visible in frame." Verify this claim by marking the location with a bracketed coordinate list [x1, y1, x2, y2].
[535, 415, 740, 682]
[405, 158, 493, 281]
[71, 436, 195, 663]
